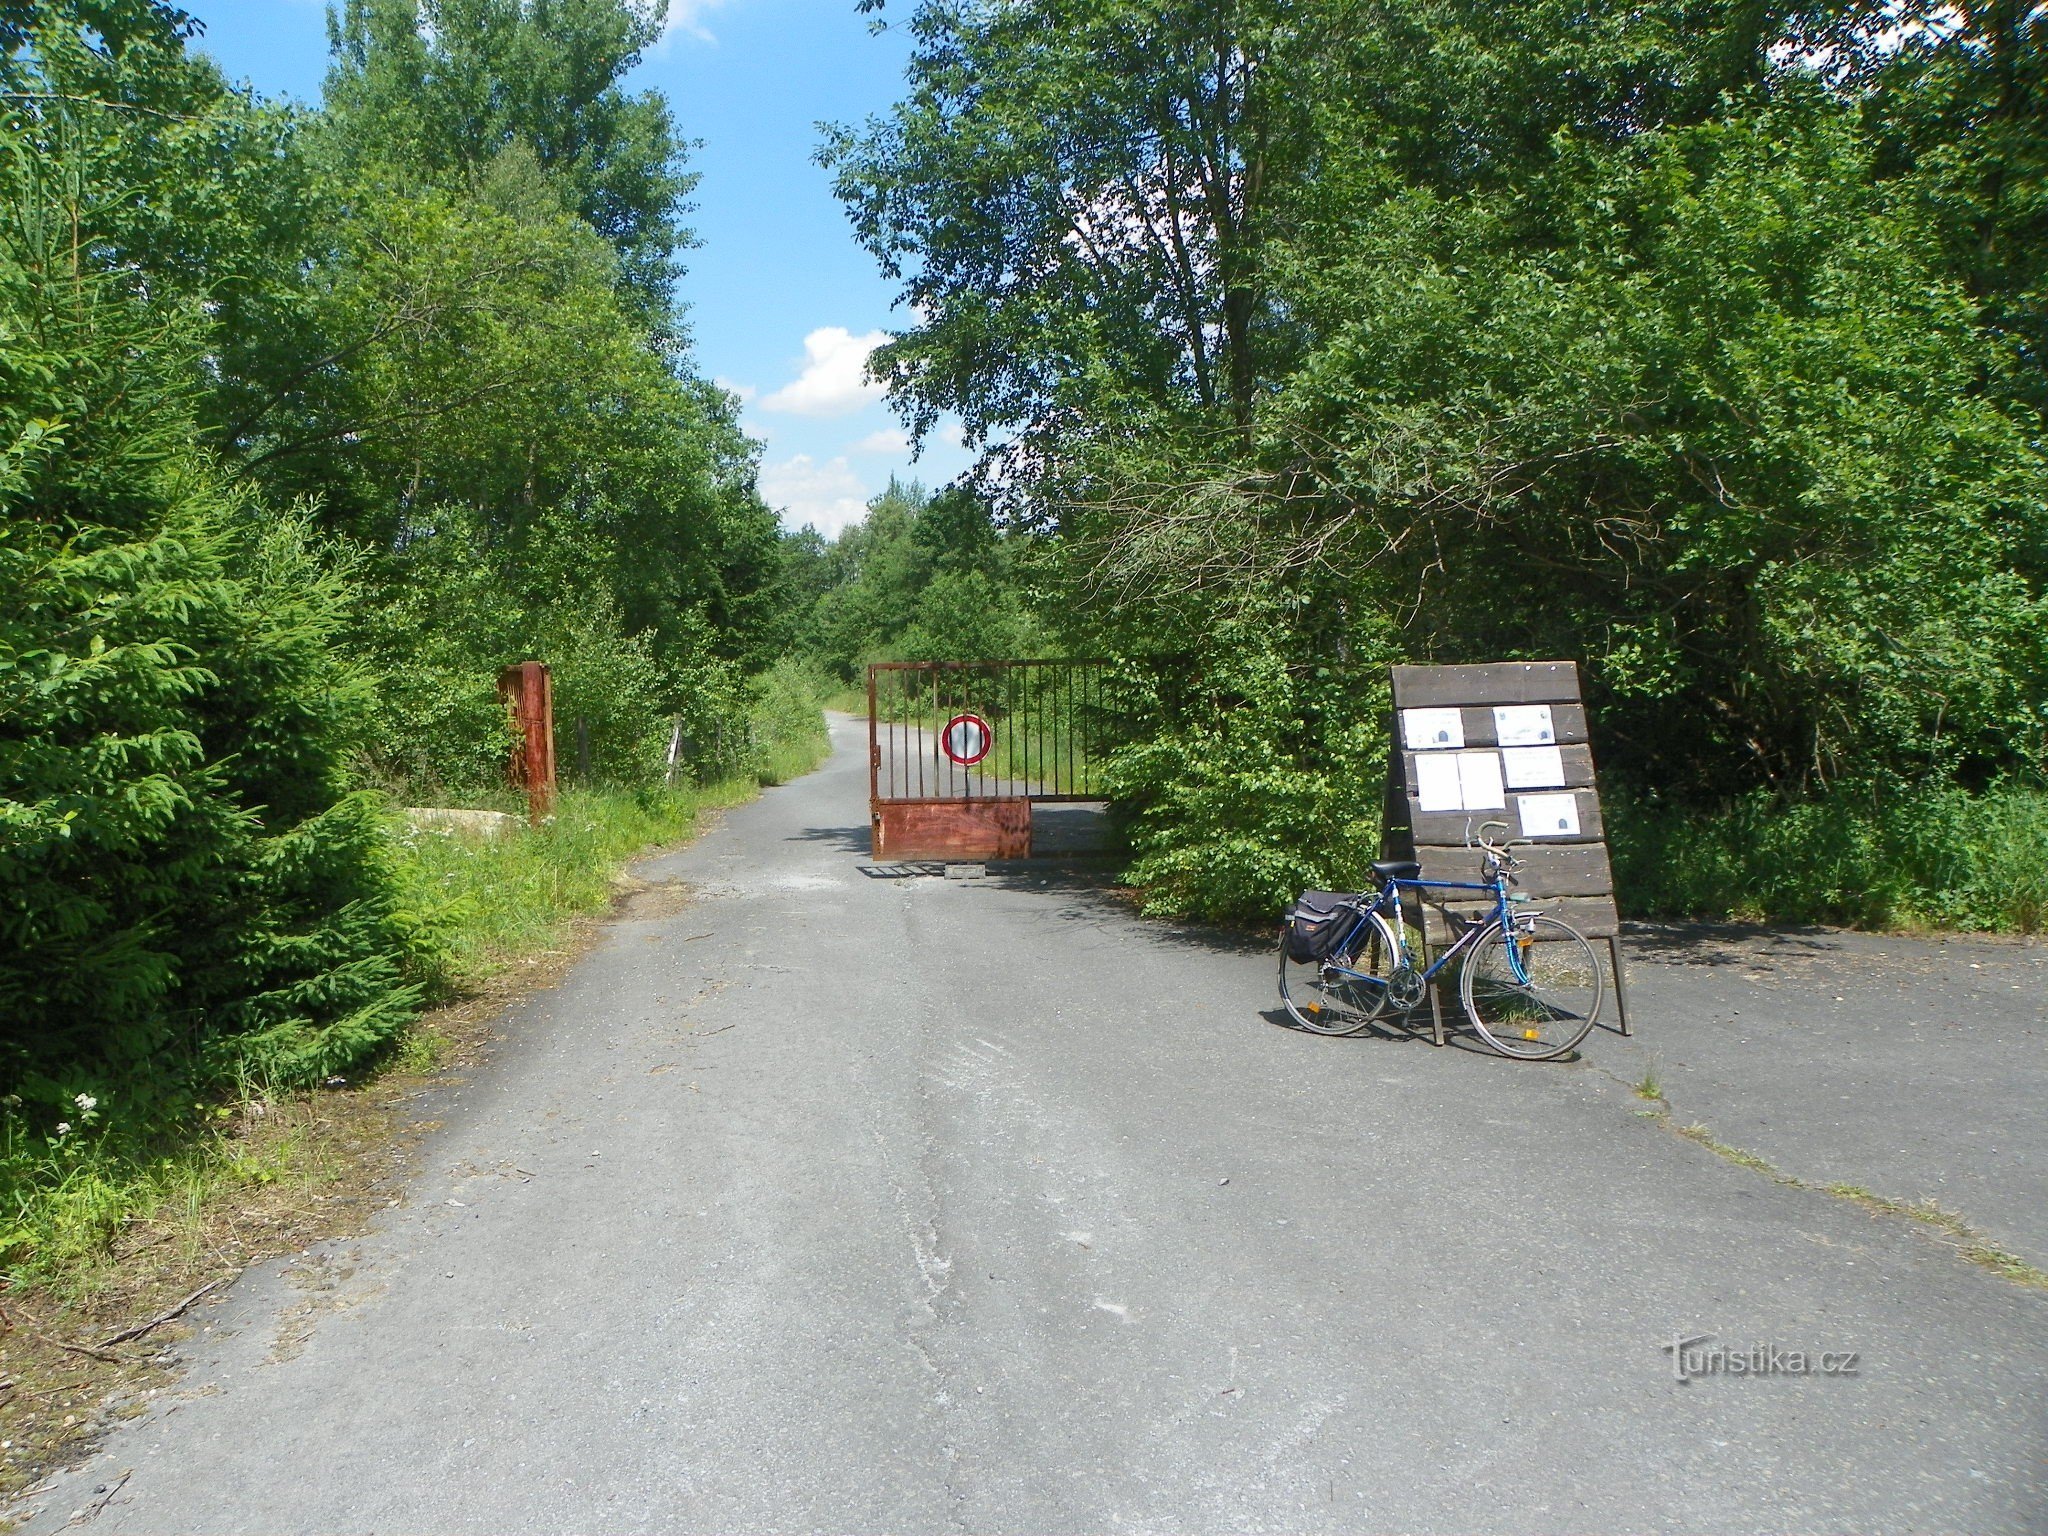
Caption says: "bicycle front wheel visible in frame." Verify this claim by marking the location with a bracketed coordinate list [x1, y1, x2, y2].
[1278, 909, 1401, 1036]
[1459, 914, 1603, 1060]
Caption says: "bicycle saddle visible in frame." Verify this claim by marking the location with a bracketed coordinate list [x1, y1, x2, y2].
[1371, 859, 1421, 881]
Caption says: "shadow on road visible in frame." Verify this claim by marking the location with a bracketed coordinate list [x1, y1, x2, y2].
[1261, 1002, 1591, 1058]
[787, 822, 873, 855]
[1621, 919, 1837, 965]
[998, 873, 1278, 960]
[1260, 1004, 1429, 1045]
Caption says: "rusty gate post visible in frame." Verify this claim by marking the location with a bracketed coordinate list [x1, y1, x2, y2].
[497, 661, 556, 824]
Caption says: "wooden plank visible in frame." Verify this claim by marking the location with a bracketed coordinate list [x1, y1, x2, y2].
[1409, 895, 1621, 942]
[1411, 842, 1614, 899]
[873, 798, 1031, 861]
[1408, 789, 1605, 846]
[1390, 661, 1581, 708]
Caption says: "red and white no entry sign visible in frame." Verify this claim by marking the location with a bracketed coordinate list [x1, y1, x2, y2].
[941, 712, 993, 766]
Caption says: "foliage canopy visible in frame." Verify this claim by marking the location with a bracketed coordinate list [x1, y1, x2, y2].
[828, 0, 2048, 919]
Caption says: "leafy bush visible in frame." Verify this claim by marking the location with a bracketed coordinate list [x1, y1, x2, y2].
[745, 657, 833, 786]
[1609, 781, 2048, 932]
[1105, 628, 1389, 923]
[355, 544, 674, 799]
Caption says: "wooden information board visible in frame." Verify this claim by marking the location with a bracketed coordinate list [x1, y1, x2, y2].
[1384, 660, 1632, 1035]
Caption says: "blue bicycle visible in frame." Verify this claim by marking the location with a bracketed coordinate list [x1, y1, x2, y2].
[1277, 822, 1603, 1060]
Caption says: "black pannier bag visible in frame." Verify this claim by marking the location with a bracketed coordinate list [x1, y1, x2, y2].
[1283, 891, 1369, 963]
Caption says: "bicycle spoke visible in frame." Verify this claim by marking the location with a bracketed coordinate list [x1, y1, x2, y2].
[1279, 910, 1399, 1036]
[1459, 914, 1603, 1060]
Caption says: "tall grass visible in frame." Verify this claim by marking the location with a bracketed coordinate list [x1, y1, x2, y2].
[397, 782, 755, 981]
[820, 682, 871, 715]
[1609, 781, 2048, 932]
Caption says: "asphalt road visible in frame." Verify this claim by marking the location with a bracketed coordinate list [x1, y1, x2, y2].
[21, 714, 2046, 1534]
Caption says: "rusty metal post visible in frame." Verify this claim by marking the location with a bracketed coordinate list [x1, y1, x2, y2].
[497, 661, 556, 824]
[868, 664, 882, 854]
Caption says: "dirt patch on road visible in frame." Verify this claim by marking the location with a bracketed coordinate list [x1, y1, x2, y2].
[613, 874, 696, 921]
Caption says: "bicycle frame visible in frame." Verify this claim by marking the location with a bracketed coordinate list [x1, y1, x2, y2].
[1323, 870, 1533, 990]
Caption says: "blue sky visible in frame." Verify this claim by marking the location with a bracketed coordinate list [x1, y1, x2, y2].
[188, 0, 970, 536]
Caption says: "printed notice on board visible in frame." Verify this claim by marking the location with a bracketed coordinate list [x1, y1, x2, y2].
[1501, 745, 1565, 789]
[1414, 752, 1463, 812]
[1457, 750, 1505, 810]
[1414, 750, 1507, 812]
[1493, 704, 1556, 747]
[1518, 792, 1581, 838]
[1402, 707, 1465, 751]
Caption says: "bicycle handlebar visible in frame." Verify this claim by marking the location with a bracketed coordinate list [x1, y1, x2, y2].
[1468, 818, 1528, 878]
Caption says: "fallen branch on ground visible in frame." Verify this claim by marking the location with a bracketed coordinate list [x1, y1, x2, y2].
[97, 1278, 225, 1349]
[85, 1468, 132, 1519]
[37, 1335, 125, 1364]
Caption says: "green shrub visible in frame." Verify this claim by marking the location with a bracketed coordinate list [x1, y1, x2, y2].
[1106, 628, 1389, 923]
[1609, 781, 2048, 932]
[746, 657, 832, 786]
[352, 516, 685, 800]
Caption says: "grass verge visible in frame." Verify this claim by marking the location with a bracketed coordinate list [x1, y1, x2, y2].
[400, 782, 758, 987]
[820, 684, 870, 715]
[1608, 780, 2048, 932]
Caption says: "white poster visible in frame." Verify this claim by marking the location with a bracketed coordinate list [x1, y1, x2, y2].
[1457, 750, 1506, 811]
[1493, 704, 1556, 747]
[1501, 745, 1566, 789]
[1518, 792, 1582, 838]
[1413, 752, 1463, 812]
[1402, 707, 1465, 751]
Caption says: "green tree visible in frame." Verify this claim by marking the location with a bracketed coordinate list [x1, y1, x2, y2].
[836, 0, 2048, 918]
[1863, 0, 2048, 418]
[0, 156, 428, 1109]
[321, 0, 696, 324]
[823, 0, 1313, 452]
[803, 480, 1043, 675]
[1252, 109, 2048, 793]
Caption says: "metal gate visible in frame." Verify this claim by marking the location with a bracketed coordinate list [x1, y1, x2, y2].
[867, 659, 1108, 860]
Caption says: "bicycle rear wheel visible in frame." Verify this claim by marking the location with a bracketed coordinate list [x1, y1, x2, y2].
[1459, 914, 1603, 1060]
[1278, 909, 1400, 1036]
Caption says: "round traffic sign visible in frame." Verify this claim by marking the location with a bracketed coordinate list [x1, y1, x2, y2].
[941, 712, 993, 766]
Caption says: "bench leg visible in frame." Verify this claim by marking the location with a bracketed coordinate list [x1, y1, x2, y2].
[1607, 934, 1633, 1036]
[1419, 919, 1447, 1047]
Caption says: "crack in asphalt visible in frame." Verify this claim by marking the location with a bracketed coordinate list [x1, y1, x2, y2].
[1592, 1063, 2048, 1291]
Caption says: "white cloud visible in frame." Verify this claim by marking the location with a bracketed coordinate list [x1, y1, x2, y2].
[758, 454, 870, 536]
[850, 427, 912, 456]
[760, 327, 890, 418]
[658, 0, 726, 43]
[715, 375, 757, 405]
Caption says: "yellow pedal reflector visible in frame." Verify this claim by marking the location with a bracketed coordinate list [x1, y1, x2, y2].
[1523, 1028, 1541, 1040]
[1307, 1003, 1321, 1014]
